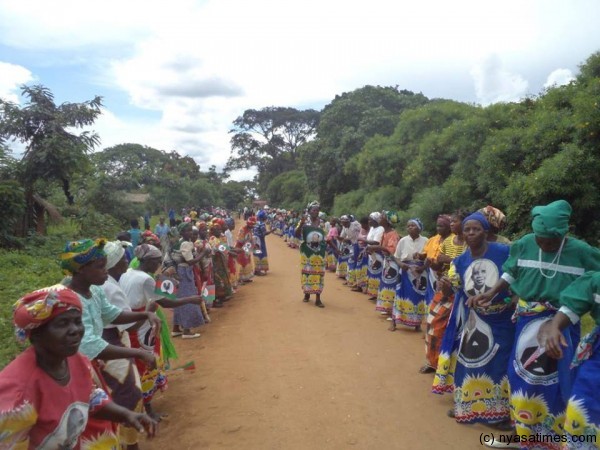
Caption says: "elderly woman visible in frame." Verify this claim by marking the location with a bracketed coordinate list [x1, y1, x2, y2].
[372, 211, 401, 315]
[391, 218, 429, 332]
[296, 201, 327, 308]
[470, 200, 600, 448]
[0, 285, 157, 448]
[254, 209, 272, 275]
[431, 212, 515, 431]
[365, 212, 386, 300]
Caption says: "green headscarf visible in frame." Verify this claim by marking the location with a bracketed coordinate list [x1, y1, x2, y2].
[60, 238, 107, 275]
[531, 200, 572, 238]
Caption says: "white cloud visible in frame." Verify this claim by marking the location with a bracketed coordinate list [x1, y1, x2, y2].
[0, 62, 34, 103]
[471, 54, 529, 106]
[543, 68, 575, 89]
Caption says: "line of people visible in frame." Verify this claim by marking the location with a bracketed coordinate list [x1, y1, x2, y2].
[0, 207, 273, 449]
[267, 200, 599, 450]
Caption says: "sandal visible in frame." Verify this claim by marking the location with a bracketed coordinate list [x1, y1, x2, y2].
[171, 331, 183, 337]
[315, 300, 325, 308]
[419, 365, 435, 374]
[303, 297, 310, 303]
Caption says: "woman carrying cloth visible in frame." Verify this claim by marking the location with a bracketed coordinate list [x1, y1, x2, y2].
[432, 212, 515, 431]
[471, 200, 600, 449]
[296, 201, 327, 308]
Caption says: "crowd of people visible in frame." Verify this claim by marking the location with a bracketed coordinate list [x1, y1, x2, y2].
[0, 206, 272, 449]
[267, 199, 599, 450]
[1, 199, 599, 449]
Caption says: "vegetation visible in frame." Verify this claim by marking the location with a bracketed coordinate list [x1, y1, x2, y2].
[1, 51, 599, 367]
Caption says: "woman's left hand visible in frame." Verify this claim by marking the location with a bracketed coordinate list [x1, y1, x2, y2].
[537, 321, 567, 360]
[146, 312, 162, 333]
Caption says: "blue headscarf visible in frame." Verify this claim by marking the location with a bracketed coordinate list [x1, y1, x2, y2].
[462, 212, 490, 231]
[407, 218, 423, 231]
[257, 210, 267, 220]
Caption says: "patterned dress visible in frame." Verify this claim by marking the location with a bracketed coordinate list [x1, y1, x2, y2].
[299, 223, 327, 295]
[253, 221, 270, 272]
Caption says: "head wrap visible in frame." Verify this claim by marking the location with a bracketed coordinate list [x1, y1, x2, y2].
[104, 240, 131, 270]
[339, 215, 350, 222]
[307, 201, 320, 211]
[225, 217, 235, 227]
[196, 221, 207, 230]
[318, 212, 327, 220]
[134, 243, 162, 261]
[60, 238, 107, 275]
[212, 218, 226, 229]
[369, 212, 382, 224]
[257, 210, 267, 220]
[437, 214, 452, 227]
[140, 230, 161, 247]
[478, 205, 507, 231]
[13, 285, 82, 343]
[178, 222, 192, 233]
[247, 217, 257, 227]
[407, 218, 424, 231]
[384, 210, 399, 224]
[183, 216, 192, 223]
[462, 212, 490, 231]
[531, 200, 572, 238]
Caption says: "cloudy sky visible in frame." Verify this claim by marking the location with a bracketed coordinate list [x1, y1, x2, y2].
[1, 0, 598, 179]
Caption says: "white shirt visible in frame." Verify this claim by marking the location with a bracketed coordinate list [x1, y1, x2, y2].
[119, 268, 163, 310]
[366, 226, 384, 244]
[224, 229, 235, 248]
[394, 235, 429, 261]
[102, 275, 132, 331]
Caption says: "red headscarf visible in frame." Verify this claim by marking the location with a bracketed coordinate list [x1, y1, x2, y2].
[13, 285, 82, 342]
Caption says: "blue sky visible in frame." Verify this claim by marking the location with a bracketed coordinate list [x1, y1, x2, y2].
[1, 0, 599, 180]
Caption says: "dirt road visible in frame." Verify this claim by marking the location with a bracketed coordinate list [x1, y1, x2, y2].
[146, 234, 491, 449]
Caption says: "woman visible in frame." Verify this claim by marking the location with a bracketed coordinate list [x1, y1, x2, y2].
[372, 211, 401, 315]
[540, 272, 600, 449]
[101, 240, 145, 449]
[365, 212, 386, 300]
[236, 217, 256, 284]
[342, 215, 363, 289]
[415, 215, 452, 307]
[296, 201, 327, 308]
[59, 239, 164, 426]
[325, 217, 340, 272]
[336, 216, 352, 280]
[353, 217, 371, 293]
[422, 211, 467, 374]
[471, 200, 600, 448]
[120, 244, 204, 419]
[169, 222, 206, 335]
[194, 221, 217, 308]
[254, 210, 272, 275]
[478, 205, 511, 244]
[431, 212, 515, 431]
[0, 285, 156, 448]
[209, 219, 234, 304]
[391, 218, 429, 331]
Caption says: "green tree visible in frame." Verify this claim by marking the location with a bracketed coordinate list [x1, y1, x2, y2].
[226, 107, 320, 192]
[0, 85, 102, 234]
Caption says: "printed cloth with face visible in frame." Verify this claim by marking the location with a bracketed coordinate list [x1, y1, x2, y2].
[299, 225, 327, 294]
[432, 243, 515, 427]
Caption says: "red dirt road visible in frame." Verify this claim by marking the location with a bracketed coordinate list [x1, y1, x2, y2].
[146, 234, 492, 449]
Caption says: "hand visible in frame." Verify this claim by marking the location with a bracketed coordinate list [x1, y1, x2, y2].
[124, 411, 158, 438]
[138, 350, 157, 369]
[145, 312, 162, 333]
[537, 321, 567, 359]
[437, 276, 453, 296]
[470, 292, 493, 308]
[189, 295, 203, 305]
